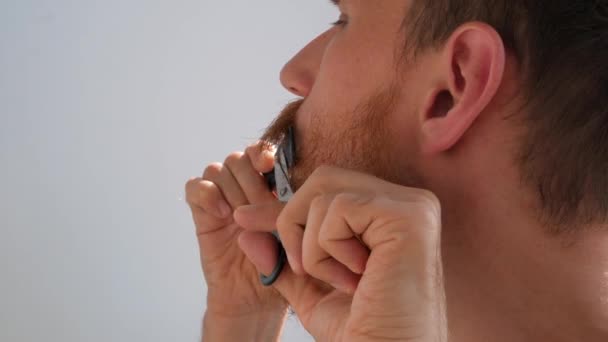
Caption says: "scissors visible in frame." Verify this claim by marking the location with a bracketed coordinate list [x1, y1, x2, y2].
[260, 126, 296, 286]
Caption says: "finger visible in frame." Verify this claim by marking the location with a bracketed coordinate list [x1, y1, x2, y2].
[190, 205, 234, 252]
[238, 228, 343, 342]
[279, 166, 432, 232]
[238, 233, 329, 322]
[303, 195, 361, 294]
[237, 231, 280, 276]
[210, 157, 248, 210]
[318, 195, 371, 276]
[233, 202, 285, 232]
[319, 231, 370, 276]
[245, 141, 276, 173]
[323, 193, 422, 249]
[276, 211, 305, 275]
[201, 162, 244, 212]
[234, 201, 304, 273]
[235, 201, 338, 295]
[190, 203, 231, 237]
[320, 192, 445, 328]
[320, 192, 441, 287]
[274, 168, 377, 276]
[185, 177, 232, 219]
[224, 151, 275, 205]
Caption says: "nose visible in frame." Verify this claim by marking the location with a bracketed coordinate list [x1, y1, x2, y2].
[280, 31, 332, 97]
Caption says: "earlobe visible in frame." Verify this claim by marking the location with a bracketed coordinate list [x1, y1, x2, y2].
[420, 22, 506, 155]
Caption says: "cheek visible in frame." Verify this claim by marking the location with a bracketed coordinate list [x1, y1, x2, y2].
[295, 91, 350, 147]
[321, 60, 366, 102]
[311, 34, 394, 114]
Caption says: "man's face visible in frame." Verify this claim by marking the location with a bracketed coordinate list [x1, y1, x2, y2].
[262, 0, 422, 190]
[261, 1, 608, 340]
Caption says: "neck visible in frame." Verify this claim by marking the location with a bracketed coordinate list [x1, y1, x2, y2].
[439, 179, 608, 342]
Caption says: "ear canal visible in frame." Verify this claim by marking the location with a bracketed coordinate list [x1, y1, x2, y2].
[428, 90, 454, 118]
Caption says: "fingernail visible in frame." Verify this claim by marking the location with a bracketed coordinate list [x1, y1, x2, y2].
[217, 200, 232, 218]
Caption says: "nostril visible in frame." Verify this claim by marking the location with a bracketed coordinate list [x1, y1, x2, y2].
[280, 62, 313, 97]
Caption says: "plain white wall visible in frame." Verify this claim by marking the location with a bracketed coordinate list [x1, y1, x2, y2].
[0, 1, 335, 341]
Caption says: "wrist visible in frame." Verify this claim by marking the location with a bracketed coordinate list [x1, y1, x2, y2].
[202, 308, 288, 342]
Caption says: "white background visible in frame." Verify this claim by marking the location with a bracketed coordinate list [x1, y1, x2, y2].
[0, 1, 336, 341]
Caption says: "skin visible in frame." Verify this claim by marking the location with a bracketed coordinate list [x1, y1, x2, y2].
[186, 0, 608, 341]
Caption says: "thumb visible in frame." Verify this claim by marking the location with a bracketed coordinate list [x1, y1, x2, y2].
[235, 201, 341, 339]
[237, 226, 333, 335]
[234, 201, 284, 233]
[245, 141, 276, 173]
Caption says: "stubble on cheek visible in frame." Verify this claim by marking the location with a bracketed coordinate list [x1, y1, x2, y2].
[296, 85, 402, 184]
[260, 99, 302, 150]
[259, 82, 419, 191]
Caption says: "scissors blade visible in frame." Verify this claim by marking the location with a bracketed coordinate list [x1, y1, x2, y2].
[275, 148, 294, 203]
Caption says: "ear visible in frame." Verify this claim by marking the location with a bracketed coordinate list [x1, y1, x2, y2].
[420, 22, 506, 154]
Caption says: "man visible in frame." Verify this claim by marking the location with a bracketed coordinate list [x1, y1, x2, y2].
[186, 1, 608, 341]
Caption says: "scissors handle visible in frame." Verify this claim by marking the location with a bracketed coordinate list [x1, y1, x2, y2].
[260, 171, 288, 287]
[259, 128, 295, 286]
[263, 171, 276, 192]
[259, 233, 287, 286]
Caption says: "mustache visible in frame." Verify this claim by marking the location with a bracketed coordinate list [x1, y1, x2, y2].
[260, 99, 303, 149]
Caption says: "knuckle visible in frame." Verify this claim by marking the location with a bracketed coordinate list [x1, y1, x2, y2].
[408, 202, 442, 240]
[223, 151, 245, 166]
[185, 176, 199, 191]
[244, 142, 261, 156]
[309, 165, 335, 185]
[301, 248, 322, 277]
[413, 207, 439, 231]
[198, 180, 216, 198]
[313, 164, 332, 176]
[275, 211, 290, 233]
[302, 257, 317, 278]
[276, 212, 300, 245]
[318, 229, 330, 250]
[301, 251, 315, 274]
[202, 163, 223, 180]
[414, 189, 441, 217]
[330, 193, 350, 213]
[334, 192, 356, 205]
[310, 194, 332, 211]
[331, 192, 371, 213]
[186, 179, 217, 208]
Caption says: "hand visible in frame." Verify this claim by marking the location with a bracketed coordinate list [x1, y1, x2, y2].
[235, 166, 448, 342]
[185, 142, 288, 324]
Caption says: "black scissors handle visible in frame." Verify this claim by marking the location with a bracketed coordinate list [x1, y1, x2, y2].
[259, 127, 296, 286]
[259, 236, 287, 286]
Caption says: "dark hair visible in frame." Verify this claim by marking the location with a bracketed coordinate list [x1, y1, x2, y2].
[404, 1, 608, 232]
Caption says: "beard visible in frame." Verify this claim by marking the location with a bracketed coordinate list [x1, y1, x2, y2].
[260, 84, 422, 191]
